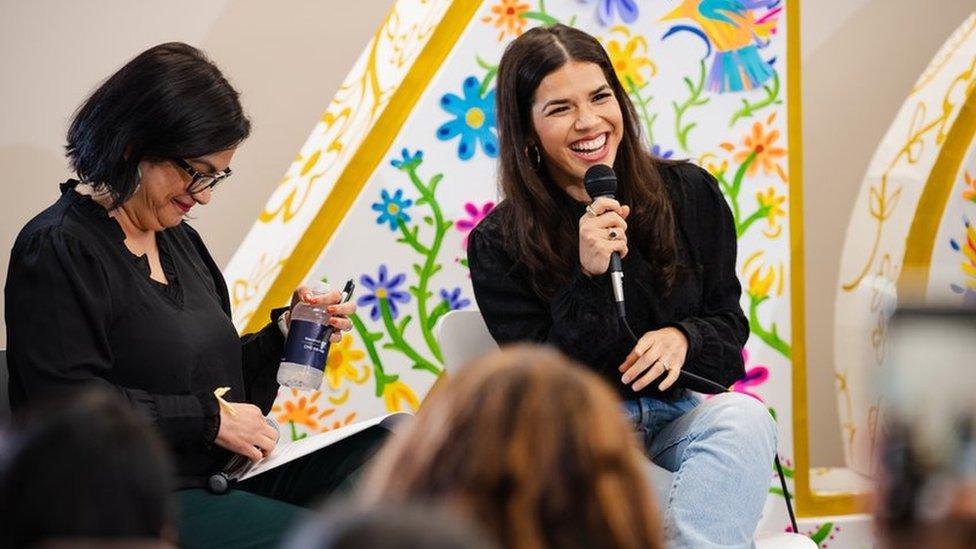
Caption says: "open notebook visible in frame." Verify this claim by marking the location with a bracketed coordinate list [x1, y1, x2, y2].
[223, 412, 411, 481]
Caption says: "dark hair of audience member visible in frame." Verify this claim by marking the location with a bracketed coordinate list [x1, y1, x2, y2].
[65, 41, 250, 209]
[0, 387, 175, 547]
[284, 501, 497, 549]
[358, 344, 664, 549]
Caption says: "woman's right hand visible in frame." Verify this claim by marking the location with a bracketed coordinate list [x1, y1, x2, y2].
[214, 402, 279, 462]
[579, 197, 631, 277]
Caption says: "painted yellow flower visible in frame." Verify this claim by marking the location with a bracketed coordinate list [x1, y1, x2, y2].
[963, 171, 976, 203]
[383, 379, 420, 412]
[481, 0, 529, 42]
[325, 334, 370, 391]
[272, 389, 330, 430]
[756, 186, 786, 229]
[734, 113, 787, 182]
[604, 26, 656, 90]
[747, 265, 776, 301]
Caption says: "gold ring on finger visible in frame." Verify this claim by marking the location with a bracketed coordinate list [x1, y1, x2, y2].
[586, 205, 598, 217]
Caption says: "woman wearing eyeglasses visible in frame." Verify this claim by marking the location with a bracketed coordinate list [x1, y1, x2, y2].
[5, 43, 384, 547]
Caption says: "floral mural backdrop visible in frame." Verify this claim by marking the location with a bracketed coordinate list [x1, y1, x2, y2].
[227, 0, 813, 536]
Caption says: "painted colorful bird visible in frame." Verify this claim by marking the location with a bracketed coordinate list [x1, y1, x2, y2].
[660, 0, 781, 93]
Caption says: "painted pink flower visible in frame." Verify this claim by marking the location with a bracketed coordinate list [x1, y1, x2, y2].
[456, 201, 494, 249]
[731, 348, 769, 402]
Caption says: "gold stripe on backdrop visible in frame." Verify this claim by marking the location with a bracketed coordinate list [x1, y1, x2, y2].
[243, 0, 484, 334]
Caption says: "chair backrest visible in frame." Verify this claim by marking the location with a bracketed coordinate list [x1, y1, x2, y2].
[434, 310, 498, 375]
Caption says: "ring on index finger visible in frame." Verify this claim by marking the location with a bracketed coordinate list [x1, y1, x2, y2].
[586, 205, 598, 217]
[608, 229, 618, 240]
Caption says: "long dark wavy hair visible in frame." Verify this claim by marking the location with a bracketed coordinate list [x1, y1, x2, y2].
[494, 24, 680, 299]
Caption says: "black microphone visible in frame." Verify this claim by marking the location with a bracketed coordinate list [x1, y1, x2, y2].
[583, 164, 626, 319]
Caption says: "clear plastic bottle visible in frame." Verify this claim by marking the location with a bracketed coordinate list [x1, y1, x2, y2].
[277, 281, 332, 389]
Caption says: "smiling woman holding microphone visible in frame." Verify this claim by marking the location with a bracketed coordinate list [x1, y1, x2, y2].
[5, 43, 384, 547]
[467, 25, 777, 548]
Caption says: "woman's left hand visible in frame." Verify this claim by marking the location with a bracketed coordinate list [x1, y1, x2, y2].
[290, 286, 356, 343]
[618, 327, 688, 392]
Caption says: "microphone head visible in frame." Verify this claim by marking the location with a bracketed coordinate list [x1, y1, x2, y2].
[583, 164, 617, 199]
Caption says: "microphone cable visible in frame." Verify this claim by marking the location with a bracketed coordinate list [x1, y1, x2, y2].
[617, 311, 799, 534]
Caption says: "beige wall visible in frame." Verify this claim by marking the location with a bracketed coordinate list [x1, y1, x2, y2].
[2, 0, 973, 466]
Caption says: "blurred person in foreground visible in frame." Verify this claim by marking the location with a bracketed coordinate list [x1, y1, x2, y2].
[284, 502, 497, 549]
[874, 307, 976, 548]
[0, 387, 175, 548]
[357, 344, 664, 549]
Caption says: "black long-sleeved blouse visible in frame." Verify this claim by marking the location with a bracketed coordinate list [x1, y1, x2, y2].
[5, 181, 285, 487]
[468, 162, 748, 400]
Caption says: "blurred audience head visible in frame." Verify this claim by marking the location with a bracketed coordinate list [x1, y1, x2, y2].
[359, 344, 663, 549]
[285, 501, 496, 549]
[875, 306, 976, 548]
[0, 387, 175, 548]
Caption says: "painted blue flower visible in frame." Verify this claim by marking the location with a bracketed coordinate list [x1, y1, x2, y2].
[436, 76, 498, 160]
[439, 287, 471, 311]
[580, 0, 638, 26]
[371, 189, 413, 231]
[651, 144, 674, 159]
[358, 265, 411, 321]
[391, 148, 423, 171]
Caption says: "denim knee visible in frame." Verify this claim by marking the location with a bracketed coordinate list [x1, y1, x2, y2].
[705, 392, 777, 453]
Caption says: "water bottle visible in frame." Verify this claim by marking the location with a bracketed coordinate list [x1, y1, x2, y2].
[277, 281, 332, 389]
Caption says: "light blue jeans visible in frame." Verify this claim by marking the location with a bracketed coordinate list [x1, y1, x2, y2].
[623, 391, 777, 549]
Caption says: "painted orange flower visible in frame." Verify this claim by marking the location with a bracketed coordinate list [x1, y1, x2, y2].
[732, 113, 787, 182]
[383, 379, 420, 412]
[482, 0, 529, 42]
[963, 171, 976, 203]
[325, 334, 370, 391]
[272, 389, 334, 431]
[604, 26, 656, 90]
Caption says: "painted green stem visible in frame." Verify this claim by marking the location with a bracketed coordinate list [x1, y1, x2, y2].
[397, 221, 430, 255]
[730, 151, 756, 198]
[522, 11, 560, 25]
[476, 56, 498, 96]
[730, 72, 781, 127]
[404, 166, 449, 363]
[350, 313, 398, 397]
[379, 297, 442, 376]
[748, 297, 791, 358]
[289, 421, 307, 442]
[627, 77, 657, 146]
[672, 59, 710, 151]
[736, 207, 769, 238]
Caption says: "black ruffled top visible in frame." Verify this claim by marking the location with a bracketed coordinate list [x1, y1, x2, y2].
[5, 181, 286, 487]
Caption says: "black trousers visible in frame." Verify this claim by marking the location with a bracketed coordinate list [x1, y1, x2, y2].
[177, 425, 388, 548]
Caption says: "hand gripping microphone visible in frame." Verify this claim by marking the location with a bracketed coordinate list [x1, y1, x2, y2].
[583, 164, 626, 319]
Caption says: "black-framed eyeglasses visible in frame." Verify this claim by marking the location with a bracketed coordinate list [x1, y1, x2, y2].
[172, 158, 233, 194]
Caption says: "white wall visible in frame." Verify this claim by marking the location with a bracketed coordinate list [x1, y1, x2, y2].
[2, 0, 974, 466]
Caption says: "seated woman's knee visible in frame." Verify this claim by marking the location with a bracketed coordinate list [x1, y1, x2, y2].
[708, 392, 777, 446]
